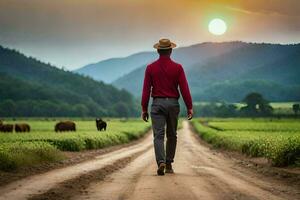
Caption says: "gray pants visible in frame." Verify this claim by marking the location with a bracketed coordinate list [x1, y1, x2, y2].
[151, 98, 180, 166]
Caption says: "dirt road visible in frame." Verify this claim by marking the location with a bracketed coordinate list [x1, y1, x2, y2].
[0, 121, 299, 200]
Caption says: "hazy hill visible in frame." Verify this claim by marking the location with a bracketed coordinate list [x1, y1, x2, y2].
[113, 42, 300, 102]
[0, 46, 138, 117]
[75, 42, 245, 83]
[75, 52, 156, 83]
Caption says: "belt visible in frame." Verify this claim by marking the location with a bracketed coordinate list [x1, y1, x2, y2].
[153, 97, 178, 100]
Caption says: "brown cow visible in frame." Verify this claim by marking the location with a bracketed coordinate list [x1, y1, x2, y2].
[15, 123, 31, 133]
[55, 121, 76, 132]
[0, 124, 14, 133]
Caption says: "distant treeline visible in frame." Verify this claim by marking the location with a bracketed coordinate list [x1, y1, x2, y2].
[191, 93, 300, 118]
[0, 99, 138, 117]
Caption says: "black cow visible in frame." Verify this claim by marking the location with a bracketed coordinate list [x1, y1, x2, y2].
[96, 118, 107, 131]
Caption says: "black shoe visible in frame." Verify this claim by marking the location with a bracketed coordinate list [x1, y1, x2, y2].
[157, 163, 166, 176]
[165, 163, 174, 173]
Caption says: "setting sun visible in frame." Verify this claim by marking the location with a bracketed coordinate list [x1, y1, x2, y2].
[209, 18, 227, 35]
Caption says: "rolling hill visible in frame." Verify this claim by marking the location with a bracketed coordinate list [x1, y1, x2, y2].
[75, 42, 245, 83]
[0, 46, 138, 117]
[112, 42, 300, 102]
[75, 52, 156, 83]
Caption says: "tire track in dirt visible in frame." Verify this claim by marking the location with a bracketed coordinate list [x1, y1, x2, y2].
[74, 147, 154, 200]
[0, 132, 153, 200]
[29, 148, 151, 200]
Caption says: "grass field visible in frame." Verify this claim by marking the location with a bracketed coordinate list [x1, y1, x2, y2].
[191, 118, 300, 167]
[0, 119, 150, 171]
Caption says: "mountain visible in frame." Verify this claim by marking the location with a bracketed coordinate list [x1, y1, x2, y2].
[0, 46, 138, 117]
[112, 42, 300, 102]
[75, 52, 156, 83]
[75, 42, 245, 83]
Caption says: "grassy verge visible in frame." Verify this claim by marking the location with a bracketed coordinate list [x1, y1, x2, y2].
[0, 119, 150, 171]
[191, 119, 300, 167]
[0, 142, 63, 171]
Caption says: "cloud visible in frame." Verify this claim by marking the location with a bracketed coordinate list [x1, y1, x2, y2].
[228, 0, 300, 17]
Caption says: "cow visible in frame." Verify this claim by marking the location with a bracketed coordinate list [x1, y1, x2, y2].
[15, 123, 31, 133]
[55, 121, 76, 132]
[96, 118, 107, 131]
[0, 124, 14, 133]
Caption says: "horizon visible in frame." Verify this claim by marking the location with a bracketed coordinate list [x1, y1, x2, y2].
[0, 0, 299, 70]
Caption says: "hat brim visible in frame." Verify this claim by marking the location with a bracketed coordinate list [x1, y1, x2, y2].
[153, 42, 177, 49]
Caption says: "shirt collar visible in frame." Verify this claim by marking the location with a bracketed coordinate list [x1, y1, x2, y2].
[159, 55, 171, 60]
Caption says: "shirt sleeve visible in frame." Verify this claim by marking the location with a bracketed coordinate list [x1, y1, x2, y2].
[141, 66, 152, 112]
[178, 65, 193, 112]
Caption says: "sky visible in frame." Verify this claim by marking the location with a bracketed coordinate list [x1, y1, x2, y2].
[0, 0, 299, 70]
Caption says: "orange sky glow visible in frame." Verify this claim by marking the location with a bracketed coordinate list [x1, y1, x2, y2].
[0, 0, 299, 69]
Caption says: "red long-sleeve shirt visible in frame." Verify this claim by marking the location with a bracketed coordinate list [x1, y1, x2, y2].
[141, 55, 193, 114]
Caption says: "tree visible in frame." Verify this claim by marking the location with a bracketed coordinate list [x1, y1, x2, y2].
[292, 104, 300, 116]
[258, 102, 273, 116]
[243, 92, 263, 110]
[240, 92, 273, 116]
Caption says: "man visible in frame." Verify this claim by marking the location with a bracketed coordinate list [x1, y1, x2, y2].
[141, 38, 193, 176]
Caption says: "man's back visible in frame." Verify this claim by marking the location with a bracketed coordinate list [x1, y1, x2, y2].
[146, 55, 182, 98]
[141, 54, 192, 114]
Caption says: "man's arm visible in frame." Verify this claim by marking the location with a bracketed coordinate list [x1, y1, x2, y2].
[141, 66, 151, 122]
[178, 65, 193, 119]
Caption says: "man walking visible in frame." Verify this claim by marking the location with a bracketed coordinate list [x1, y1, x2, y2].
[141, 38, 193, 176]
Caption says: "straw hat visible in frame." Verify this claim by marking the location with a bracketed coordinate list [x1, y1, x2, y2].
[153, 38, 177, 49]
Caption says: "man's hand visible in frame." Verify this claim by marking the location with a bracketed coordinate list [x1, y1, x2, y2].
[141, 112, 149, 122]
[187, 109, 193, 120]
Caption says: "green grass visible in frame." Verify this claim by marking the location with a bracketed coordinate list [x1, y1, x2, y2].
[208, 120, 300, 132]
[0, 142, 63, 171]
[191, 118, 300, 167]
[0, 119, 150, 171]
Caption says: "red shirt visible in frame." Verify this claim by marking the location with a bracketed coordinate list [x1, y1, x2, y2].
[141, 55, 193, 113]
